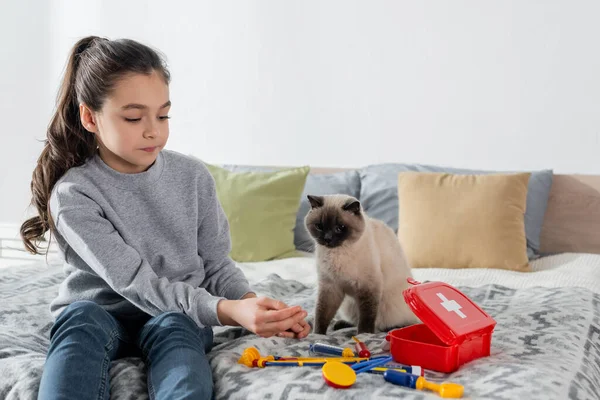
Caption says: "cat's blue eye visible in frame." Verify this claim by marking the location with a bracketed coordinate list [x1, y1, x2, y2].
[315, 223, 323, 231]
[335, 225, 345, 233]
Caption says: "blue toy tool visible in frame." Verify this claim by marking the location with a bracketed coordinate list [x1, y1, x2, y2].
[383, 370, 464, 398]
[378, 362, 423, 376]
[367, 366, 423, 376]
[351, 356, 393, 374]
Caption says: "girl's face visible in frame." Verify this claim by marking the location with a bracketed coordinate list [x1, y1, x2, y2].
[80, 70, 170, 174]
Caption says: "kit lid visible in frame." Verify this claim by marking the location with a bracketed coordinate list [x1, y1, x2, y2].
[403, 278, 496, 346]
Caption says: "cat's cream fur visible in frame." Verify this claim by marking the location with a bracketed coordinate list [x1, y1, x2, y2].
[305, 194, 420, 334]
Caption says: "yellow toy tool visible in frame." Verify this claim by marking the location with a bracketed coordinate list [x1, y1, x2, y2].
[237, 347, 368, 368]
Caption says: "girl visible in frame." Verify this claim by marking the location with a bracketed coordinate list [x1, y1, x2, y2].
[21, 36, 310, 400]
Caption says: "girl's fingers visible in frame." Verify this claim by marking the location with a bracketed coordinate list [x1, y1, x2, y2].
[276, 320, 311, 339]
[276, 330, 296, 338]
[261, 310, 308, 334]
[261, 306, 303, 324]
[253, 297, 308, 337]
[256, 297, 288, 310]
[298, 321, 311, 338]
[290, 322, 304, 333]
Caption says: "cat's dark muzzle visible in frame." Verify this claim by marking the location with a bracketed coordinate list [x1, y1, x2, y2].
[319, 240, 341, 248]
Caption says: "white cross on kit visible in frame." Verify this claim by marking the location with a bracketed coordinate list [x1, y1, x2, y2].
[437, 293, 467, 319]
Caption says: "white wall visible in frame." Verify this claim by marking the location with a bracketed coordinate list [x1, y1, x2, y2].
[1, 0, 600, 226]
[0, 1, 54, 226]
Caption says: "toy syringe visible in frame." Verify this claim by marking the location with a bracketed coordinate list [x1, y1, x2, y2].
[309, 342, 355, 358]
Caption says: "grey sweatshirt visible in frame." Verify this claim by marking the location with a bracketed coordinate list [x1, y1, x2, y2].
[48, 149, 253, 327]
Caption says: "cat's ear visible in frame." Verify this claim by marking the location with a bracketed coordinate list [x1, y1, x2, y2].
[307, 195, 324, 209]
[343, 200, 361, 214]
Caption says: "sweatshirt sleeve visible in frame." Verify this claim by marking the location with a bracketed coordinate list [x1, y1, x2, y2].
[53, 195, 225, 328]
[196, 168, 254, 300]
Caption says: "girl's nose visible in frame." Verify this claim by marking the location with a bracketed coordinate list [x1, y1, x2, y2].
[143, 121, 159, 139]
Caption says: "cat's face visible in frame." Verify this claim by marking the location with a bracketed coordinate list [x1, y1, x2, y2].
[304, 194, 366, 248]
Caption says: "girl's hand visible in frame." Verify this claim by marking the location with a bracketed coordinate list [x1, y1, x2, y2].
[267, 297, 311, 338]
[217, 296, 308, 338]
[239, 293, 310, 339]
[277, 317, 311, 339]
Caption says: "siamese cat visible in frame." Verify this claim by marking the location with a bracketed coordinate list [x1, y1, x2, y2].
[304, 194, 419, 334]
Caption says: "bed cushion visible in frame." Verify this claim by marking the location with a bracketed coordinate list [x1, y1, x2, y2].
[397, 171, 531, 271]
[359, 164, 553, 259]
[220, 164, 361, 253]
[203, 163, 310, 262]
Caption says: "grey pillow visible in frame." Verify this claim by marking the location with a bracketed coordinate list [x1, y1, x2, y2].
[220, 165, 361, 253]
[358, 164, 553, 259]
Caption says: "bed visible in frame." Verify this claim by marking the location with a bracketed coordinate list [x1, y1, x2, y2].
[1, 167, 600, 399]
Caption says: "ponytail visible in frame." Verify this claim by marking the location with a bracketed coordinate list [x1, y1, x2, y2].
[20, 36, 101, 254]
[21, 36, 170, 255]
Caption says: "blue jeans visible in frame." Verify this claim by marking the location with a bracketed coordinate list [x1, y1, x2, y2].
[37, 301, 214, 400]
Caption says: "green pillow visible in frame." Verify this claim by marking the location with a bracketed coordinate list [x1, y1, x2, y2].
[204, 163, 310, 262]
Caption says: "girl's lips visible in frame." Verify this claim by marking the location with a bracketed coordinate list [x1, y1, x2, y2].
[141, 147, 157, 152]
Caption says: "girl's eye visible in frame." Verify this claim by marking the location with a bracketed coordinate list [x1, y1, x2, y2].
[315, 223, 323, 231]
[335, 225, 345, 233]
[124, 116, 169, 123]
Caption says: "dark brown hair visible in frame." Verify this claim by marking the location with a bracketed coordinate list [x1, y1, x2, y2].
[20, 36, 170, 254]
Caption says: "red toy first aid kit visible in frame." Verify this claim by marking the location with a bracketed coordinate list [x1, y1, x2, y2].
[386, 278, 496, 373]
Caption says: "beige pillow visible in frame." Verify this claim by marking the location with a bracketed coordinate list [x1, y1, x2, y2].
[397, 172, 531, 271]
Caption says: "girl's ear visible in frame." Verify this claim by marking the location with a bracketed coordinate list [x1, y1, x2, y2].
[79, 103, 98, 133]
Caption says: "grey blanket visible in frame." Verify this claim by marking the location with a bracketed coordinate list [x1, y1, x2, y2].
[1, 262, 599, 399]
